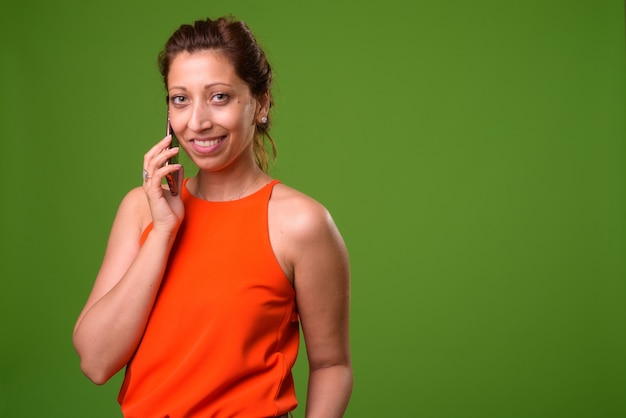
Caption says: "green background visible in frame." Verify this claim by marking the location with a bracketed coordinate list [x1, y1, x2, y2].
[1, 1, 624, 417]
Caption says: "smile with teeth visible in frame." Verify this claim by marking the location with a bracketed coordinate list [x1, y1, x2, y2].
[194, 137, 224, 147]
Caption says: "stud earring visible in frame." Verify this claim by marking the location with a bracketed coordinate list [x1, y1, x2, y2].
[261, 116, 268, 124]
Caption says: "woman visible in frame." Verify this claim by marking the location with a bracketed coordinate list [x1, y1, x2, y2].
[73, 16, 352, 418]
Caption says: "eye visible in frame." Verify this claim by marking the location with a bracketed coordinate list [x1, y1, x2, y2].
[170, 95, 188, 105]
[211, 93, 229, 103]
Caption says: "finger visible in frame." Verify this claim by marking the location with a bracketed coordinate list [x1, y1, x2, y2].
[142, 137, 177, 186]
[150, 135, 173, 154]
[143, 136, 173, 173]
[146, 158, 181, 191]
[153, 146, 180, 171]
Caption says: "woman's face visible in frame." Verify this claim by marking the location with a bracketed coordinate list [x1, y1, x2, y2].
[167, 50, 264, 173]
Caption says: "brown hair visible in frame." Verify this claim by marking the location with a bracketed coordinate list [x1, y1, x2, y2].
[158, 16, 276, 172]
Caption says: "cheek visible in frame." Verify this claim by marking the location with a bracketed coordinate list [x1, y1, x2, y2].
[168, 113, 185, 136]
[220, 107, 256, 131]
[171, 121, 185, 139]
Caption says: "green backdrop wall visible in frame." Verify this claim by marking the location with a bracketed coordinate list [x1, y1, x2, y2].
[1, 1, 624, 417]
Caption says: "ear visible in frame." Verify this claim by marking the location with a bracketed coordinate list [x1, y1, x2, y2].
[256, 92, 271, 123]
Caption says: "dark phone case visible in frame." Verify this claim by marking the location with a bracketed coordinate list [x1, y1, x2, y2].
[165, 118, 179, 196]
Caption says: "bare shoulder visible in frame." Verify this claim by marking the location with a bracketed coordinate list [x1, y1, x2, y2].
[269, 183, 347, 282]
[116, 186, 152, 234]
[269, 183, 338, 239]
[121, 186, 146, 208]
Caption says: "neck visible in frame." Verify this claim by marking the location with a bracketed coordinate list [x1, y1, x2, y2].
[192, 166, 266, 201]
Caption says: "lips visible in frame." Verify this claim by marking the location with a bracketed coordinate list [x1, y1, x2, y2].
[194, 138, 222, 147]
[191, 136, 226, 153]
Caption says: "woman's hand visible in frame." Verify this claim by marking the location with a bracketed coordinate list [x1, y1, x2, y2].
[142, 135, 185, 234]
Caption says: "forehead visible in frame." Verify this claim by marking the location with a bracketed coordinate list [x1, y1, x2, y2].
[167, 50, 245, 90]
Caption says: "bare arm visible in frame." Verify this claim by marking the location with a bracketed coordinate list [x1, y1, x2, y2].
[73, 137, 183, 384]
[272, 188, 353, 417]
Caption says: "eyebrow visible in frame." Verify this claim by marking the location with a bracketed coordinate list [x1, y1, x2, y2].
[168, 82, 233, 92]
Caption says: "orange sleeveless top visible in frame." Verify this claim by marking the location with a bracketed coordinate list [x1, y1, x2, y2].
[118, 179, 299, 418]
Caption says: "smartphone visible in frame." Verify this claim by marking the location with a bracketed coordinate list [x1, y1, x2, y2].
[165, 110, 179, 196]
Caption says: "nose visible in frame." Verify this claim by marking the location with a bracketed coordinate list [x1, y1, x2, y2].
[187, 102, 213, 132]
